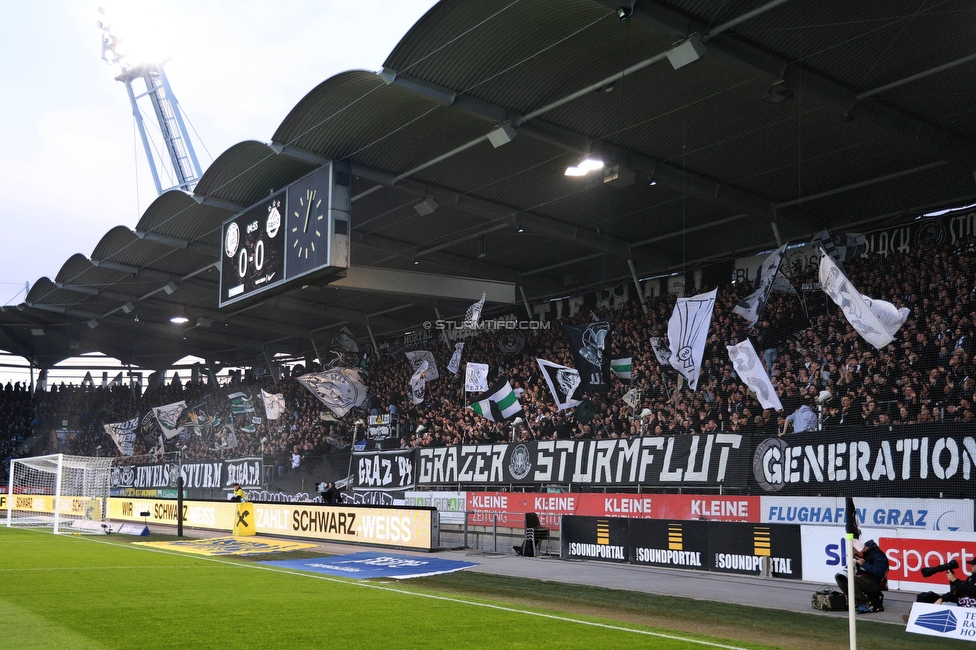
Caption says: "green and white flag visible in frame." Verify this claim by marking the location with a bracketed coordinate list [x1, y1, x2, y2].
[227, 392, 254, 414]
[610, 356, 632, 380]
[468, 378, 523, 422]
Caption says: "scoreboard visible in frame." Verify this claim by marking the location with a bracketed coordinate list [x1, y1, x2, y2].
[219, 162, 351, 308]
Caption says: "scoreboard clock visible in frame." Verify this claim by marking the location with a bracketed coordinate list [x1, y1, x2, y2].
[220, 190, 287, 307]
[219, 161, 351, 308]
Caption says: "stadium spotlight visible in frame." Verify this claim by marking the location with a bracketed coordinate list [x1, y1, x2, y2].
[760, 80, 793, 104]
[648, 178, 658, 186]
[616, 6, 631, 21]
[413, 258, 420, 265]
[413, 196, 438, 216]
[565, 157, 604, 177]
[170, 312, 189, 324]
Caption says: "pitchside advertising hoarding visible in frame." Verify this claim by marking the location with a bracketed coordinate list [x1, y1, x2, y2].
[5, 495, 100, 517]
[560, 516, 802, 579]
[404, 491, 466, 525]
[465, 492, 758, 529]
[760, 496, 973, 532]
[402, 490, 971, 534]
[107, 498, 437, 550]
[800, 526, 976, 591]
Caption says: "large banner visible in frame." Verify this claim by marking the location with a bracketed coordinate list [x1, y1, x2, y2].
[417, 435, 749, 488]
[353, 449, 416, 492]
[751, 425, 976, 496]
[110, 458, 263, 490]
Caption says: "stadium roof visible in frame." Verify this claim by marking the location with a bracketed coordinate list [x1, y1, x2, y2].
[4, 0, 975, 371]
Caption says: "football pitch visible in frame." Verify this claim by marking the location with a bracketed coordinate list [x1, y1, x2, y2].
[0, 526, 959, 650]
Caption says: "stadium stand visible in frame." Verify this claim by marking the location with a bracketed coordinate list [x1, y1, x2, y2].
[4, 231, 976, 479]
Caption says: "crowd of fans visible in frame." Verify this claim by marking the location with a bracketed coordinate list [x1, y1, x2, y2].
[1, 230, 975, 476]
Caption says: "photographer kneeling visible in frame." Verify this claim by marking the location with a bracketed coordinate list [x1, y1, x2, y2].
[834, 539, 889, 613]
[916, 558, 976, 607]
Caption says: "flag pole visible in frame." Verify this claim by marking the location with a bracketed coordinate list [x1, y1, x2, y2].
[847, 530, 857, 650]
[845, 496, 860, 650]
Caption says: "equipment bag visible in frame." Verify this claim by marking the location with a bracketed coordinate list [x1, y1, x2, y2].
[812, 585, 847, 611]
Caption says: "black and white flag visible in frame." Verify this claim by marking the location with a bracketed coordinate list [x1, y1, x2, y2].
[667, 289, 717, 390]
[563, 321, 611, 394]
[649, 336, 672, 368]
[405, 350, 439, 381]
[447, 342, 464, 375]
[104, 417, 139, 456]
[733, 243, 787, 325]
[463, 292, 486, 329]
[727, 340, 782, 410]
[152, 401, 188, 440]
[465, 363, 489, 392]
[297, 368, 368, 418]
[409, 360, 429, 405]
[261, 389, 285, 420]
[536, 358, 581, 410]
[818, 252, 903, 349]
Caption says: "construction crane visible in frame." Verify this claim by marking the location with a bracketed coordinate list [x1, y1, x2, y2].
[97, 7, 203, 195]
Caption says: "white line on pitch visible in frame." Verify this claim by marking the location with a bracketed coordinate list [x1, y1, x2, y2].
[77, 536, 752, 650]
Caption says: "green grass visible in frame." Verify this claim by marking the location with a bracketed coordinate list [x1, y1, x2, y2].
[0, 527, 963, 650]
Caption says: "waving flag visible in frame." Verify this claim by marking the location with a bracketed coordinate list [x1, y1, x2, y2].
[536, 358, 581, 410]
[563, 321, 611, 394]
[649, 337, 672, 368]
[152, 401, 187, 440]
[463, 292, 486, 329]
[227, 392, 254, 414]
[464, 363, 489, 393]
[610, 356, 632, 381]
[405, 350, 439, 381]
[297, 369, 368, 418]
[447, 342, 464, 375]
[104, 416, 139, 456]
[667, 289, 717, 390]
[409, 360, 429, 405]
[468, 378, 523, 422]
[819, 252, 896, 349]
[733, 243, 787, 325]
[261, 389, 285, 420]
[727, 339, 782, 410]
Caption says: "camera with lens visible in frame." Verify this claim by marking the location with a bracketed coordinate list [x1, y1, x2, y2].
[921, 559, 959, 578]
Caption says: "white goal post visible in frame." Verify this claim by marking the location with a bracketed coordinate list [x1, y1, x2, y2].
[6, 454, 113, 534]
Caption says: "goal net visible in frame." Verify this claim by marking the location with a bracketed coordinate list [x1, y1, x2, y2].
[6, 454, 113, 534]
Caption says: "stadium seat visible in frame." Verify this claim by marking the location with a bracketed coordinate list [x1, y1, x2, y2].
[524, 512, 550, 556]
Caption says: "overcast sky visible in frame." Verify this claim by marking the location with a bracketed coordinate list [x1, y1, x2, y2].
[0, 0, 438, 307]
